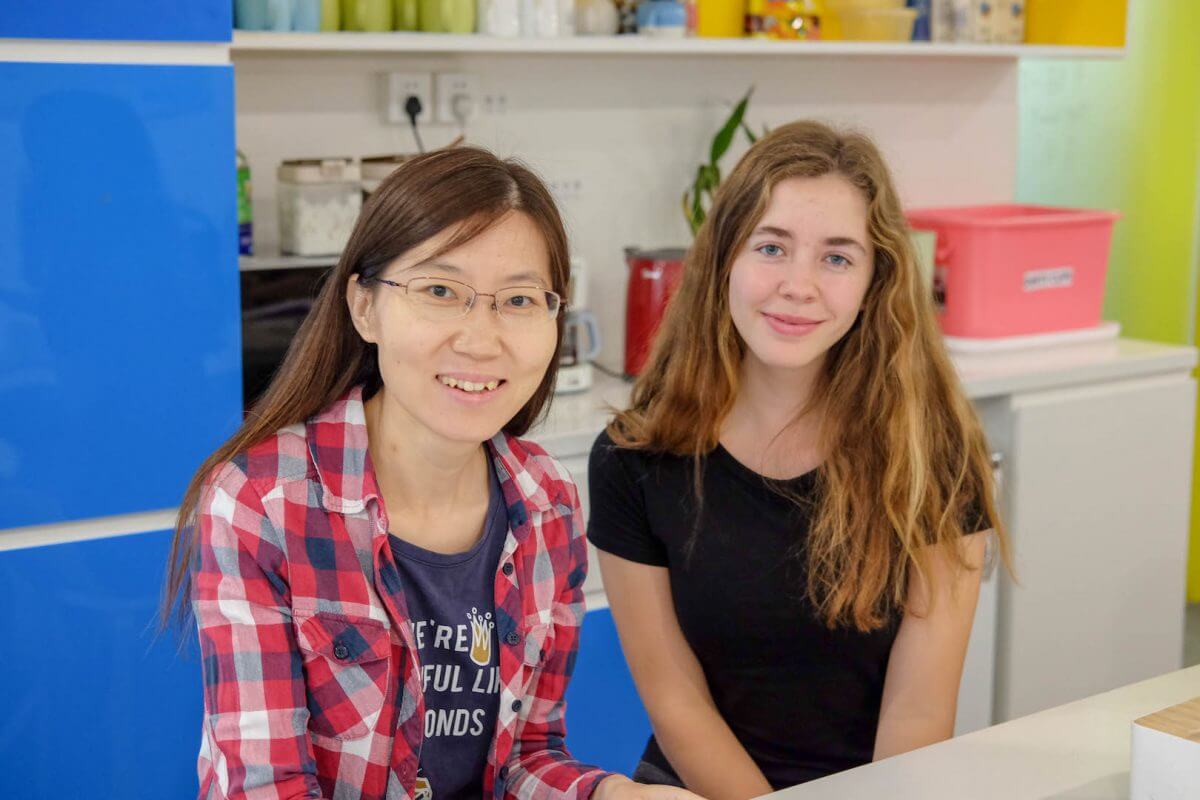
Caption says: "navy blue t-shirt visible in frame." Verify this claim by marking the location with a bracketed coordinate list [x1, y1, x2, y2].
[389, 463, 508, 800]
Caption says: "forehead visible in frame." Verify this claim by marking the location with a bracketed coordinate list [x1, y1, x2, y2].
[758, 174, 869, 231]
[388, 211, 553, 284]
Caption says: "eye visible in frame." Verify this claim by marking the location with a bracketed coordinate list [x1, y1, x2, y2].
[756, 243, 785, 258]
[507, 294, 534, 307]
[422, 283, 460, 301]
[825, 254, 852, 270]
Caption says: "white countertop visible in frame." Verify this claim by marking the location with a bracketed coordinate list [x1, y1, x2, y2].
[531, 338, 1198, 458]
[764, 665, 1200, 800]
[953, 336, 1196, 400]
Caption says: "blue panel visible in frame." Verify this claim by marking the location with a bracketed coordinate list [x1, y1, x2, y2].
[0, 62, 242, 529]
[0, 531, 202, 796]
[0, 1, 231, 42]
[565, 608, 653, 774]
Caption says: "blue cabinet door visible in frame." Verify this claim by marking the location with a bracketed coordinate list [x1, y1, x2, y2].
[565, 608, 653, 775]
[0, 1, 231, 42]
[0, 531, 203, 797]
[0, 62, 241, 529]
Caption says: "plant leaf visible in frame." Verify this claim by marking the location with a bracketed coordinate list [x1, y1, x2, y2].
[710, 87, 753, 164]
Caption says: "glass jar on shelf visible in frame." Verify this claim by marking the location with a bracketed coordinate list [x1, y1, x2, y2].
[277, 158, 362, 257]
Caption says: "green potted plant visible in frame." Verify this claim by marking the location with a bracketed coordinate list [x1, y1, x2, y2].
[682, 87, 764, 235]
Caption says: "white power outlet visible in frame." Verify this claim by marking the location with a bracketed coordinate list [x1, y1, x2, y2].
[435, 72, 480, 125]
[482, 93, 508, 115]
[385, 72, 432, 125]
[547, 177, 584, 203]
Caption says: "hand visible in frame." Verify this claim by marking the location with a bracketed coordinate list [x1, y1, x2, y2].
[593, 774, 708, 800]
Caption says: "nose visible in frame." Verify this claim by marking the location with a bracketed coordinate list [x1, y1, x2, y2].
[777, 258, 820, 303]
[450, 299, 504, 359]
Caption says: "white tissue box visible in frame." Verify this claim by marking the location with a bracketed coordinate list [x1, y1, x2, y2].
[1130, 696, 1200, 800]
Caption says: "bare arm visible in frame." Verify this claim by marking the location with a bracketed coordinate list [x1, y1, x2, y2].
[598, 551, 774, 800]
[874, 530, 989, 760]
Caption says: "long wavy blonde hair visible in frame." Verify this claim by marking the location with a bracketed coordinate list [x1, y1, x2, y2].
[609, 120, 1011, 631]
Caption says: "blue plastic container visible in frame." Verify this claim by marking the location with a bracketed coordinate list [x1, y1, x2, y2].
[908, 0, 931, 40]
[292, 0, 322, 29]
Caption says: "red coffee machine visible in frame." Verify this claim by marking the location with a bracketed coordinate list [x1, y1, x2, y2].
[624, 247, 686, 376]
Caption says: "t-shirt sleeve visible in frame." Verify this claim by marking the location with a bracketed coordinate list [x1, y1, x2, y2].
[586, 429, 669, 567]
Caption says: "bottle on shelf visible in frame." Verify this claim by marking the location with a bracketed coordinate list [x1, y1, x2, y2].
[321, 0, 342, 29]
[343, 0, 394, 30]
[420, 0, 476, 32]
[237, 150, 254, 256]
[695, 0, 745, 37]
[575, 0, 620, 35]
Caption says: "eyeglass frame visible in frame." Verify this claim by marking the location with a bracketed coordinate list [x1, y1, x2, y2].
[361, 274, 566, 322]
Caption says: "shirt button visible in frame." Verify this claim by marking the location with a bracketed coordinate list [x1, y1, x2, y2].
[502, 562, 514, 576]
[505, 631, 521, 646]
[511, 699, 522, 712]
[498, 766, 509, 781]
[333, 643, 349, 660]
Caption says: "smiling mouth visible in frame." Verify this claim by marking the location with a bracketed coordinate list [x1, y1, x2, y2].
[762, 312, 825, 337]
[758, 311, 825, 326]
[437, 375, 506, 394]
[763, 312, 823, 325]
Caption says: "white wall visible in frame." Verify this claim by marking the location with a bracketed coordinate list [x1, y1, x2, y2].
[235, 52, 1017, 370]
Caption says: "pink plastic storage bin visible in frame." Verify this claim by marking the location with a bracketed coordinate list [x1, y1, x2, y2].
[906, 204, 1120, 339]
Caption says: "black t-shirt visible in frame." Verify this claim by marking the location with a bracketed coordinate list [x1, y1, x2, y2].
[586, 429, 987, 790]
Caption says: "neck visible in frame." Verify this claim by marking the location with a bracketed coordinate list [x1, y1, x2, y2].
[722, 354, 825, 475]
[363, 388, 489, 519]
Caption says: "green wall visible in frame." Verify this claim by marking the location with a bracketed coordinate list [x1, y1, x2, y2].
[1017, 0, 1200, 601]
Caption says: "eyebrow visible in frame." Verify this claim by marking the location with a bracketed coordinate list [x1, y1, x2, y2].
[824, 236, 868, 253]
[752, 226, 867, 253]
[402, 259, 549, 286]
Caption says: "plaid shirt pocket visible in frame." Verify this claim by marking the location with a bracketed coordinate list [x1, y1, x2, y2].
[294, 612, 392, 741]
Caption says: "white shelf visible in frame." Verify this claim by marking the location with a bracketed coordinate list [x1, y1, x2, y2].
[231, 30, 1125, 59]
[239, 253, 337, 272]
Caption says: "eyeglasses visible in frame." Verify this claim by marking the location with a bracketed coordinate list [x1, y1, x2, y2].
[366, 276, 563, 324]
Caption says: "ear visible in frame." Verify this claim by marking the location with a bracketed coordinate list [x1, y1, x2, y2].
[346, 274, 378, 345]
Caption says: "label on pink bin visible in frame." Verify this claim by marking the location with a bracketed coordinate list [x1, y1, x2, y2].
[1023, 266, 1075, 292]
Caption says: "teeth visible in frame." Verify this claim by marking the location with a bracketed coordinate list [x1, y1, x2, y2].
[439, 376, 501, 393]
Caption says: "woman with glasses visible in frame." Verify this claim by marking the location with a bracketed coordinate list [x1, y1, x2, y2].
[161, 147, 700, 800]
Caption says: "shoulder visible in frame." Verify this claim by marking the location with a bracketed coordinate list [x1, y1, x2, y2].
[200, 422, 313, 529]
[232, 422, 312, 490]
[590, 427, 639, 465]
[504, 434, 572, 485]
[589, 427, 683, 480]
[496, 434, 583, 515]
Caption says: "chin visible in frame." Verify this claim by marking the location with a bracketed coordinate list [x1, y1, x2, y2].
[417, 405, 506, 444]
[433, 421, 505, 445]
[751, 340, 824, 371]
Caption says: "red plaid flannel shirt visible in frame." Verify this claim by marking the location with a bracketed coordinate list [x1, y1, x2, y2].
[193, 386, 610, 800]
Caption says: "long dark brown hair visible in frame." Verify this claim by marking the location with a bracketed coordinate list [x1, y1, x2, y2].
[161, 146, 571, 629]
[611, 120, 1011, 631]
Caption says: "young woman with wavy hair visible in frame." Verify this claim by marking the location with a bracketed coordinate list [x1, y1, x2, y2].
[588, 120, 1011, 798]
